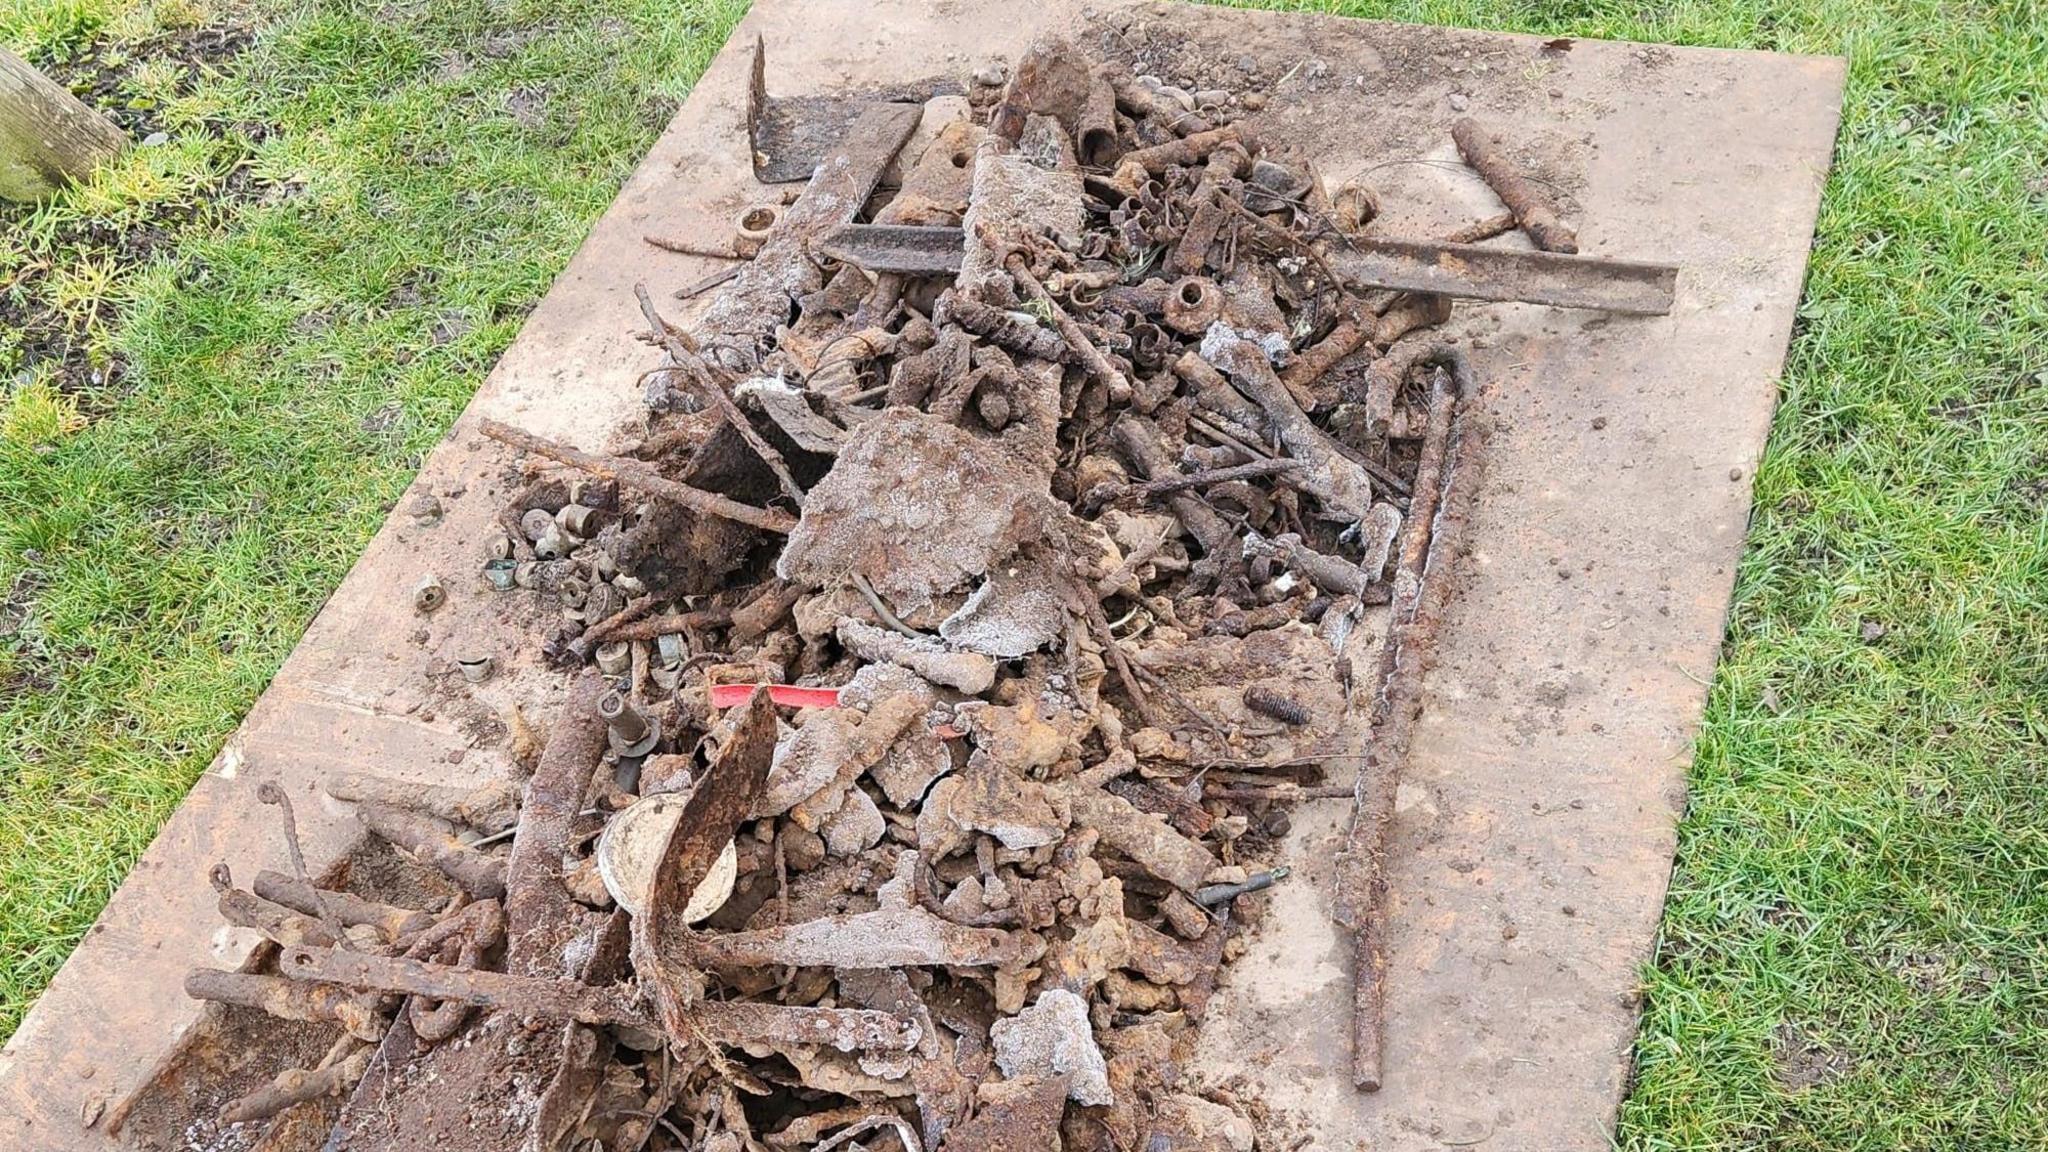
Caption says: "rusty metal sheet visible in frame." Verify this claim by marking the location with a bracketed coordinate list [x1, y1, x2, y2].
[746, 33, 956, 184]
[1327, 237, 1678, 314]
[817, 223, 965, 275]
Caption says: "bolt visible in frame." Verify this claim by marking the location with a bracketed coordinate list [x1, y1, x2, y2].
[1243, 684, 1311, 725]
[1195, 865, 1291, 907]
[599, 690, 659, 757]
[533, 523, 569, 560]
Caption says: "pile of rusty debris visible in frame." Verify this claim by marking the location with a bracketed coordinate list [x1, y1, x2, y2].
[171, 34, 1673, 1152]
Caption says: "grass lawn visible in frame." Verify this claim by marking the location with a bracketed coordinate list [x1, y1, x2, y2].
[2, 0, 2043, 1147]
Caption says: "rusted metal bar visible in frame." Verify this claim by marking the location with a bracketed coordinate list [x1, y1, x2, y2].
[212, 868, 342, 949]
[1082, 458, 1304, 513]
[689, 904, 1031, 970]
[184, 968, 386, 1040]
[1335, 351, 1482, 1093]
[218, 1040, 371, 1126]
[275, 945, 639, 1027]
[478, 417, 797, 534]
[274, 945, 921, 1052]
[1450, 117, 1578, 253]
[322, 773, 521, 835]
[1327, 237, 1676, 315]
[1120, 125, 1250, 174]
[1280, 315, 1373, 406]
[818, 223, 964, 275]
[1441, 211, 1517, 245]
[504, 671, 608, 962]
[1111, 413, 1238, 566]
[250, 870, 436, 942]
[1109, 72, 1214, 137]
[352, 801, 507, 899]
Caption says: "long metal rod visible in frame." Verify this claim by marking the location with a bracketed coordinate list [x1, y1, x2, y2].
[817, 224, 1675, 314]
[478, 418, 797, 534]
[1336, 351, 1484, 1092]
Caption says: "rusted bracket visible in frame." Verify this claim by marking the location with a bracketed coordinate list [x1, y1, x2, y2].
[817, 223, 965, 275]
[1326, 238, 1677, 314]
[746, 34, 953, 183]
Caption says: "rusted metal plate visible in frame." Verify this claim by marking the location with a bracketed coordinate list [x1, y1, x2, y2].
[1329, 237, 1679, 314]
[817, 222, 966, 275]
[746, 34, 955, 184]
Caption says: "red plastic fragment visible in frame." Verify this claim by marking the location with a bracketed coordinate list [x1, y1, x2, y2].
[709, 684, 845, 710]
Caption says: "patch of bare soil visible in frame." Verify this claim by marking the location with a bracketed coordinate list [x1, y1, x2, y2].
[1772, 1020, 1854, 1092]
[1, 23, 256, 403]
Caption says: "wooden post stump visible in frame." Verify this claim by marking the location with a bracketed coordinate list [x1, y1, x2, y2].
[1, 47, 128, 203]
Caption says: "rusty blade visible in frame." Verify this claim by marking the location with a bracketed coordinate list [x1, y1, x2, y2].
[818, 223, 966, 275]
[633, 686, 779, 1047]
[1327, 237, 1677, 315]
[644, 687, 777, 938]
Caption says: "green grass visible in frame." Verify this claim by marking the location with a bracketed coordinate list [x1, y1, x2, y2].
[0, 0, 748, 1036]
[2, 0, 2044, 1147]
